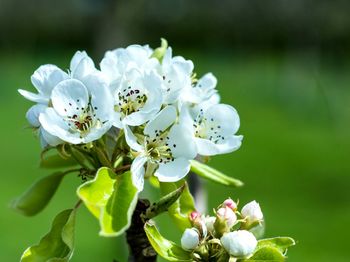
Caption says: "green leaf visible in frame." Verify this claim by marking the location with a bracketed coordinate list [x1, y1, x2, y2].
[40, 154, 77, 169]
[190, 160, 244, 187]
[77, 168, 138, 236]
[257, 237, 295, 254]
[21, 209, 76, 262]
[151, 38, 168, 62]
[12, 172, 66, 216]
[242, 246, 286, 261]
[145, 183, 186, 219]
[160, 181, 195, 231]
[144, 221, 192, 261]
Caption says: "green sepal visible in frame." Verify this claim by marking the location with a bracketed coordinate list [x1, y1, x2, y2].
[145, 183, 186, 219]
[40, 154, 77, 169]
[159, 181, 195, 231]
[144, 221, 192, 261]
[151, 38, 168, 62]
[21, 208, 76, 262]
[77, 168, 138, 236]
[190, 160, 244, 187]
[11, 172, 66, 216]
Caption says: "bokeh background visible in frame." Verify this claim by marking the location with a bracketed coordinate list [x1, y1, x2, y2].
[1, 0, 350, 261]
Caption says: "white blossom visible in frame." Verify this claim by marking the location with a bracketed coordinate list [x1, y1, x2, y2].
[182, 103, 243, 156]
[100, 44, 158, 84]
[221, 230, 257, 258]
[19, 51, 96, 147]
[241, 201, 264, 225]
[112, 68, 163, 128]
[156, 48, 193, 104]
[39, 73, 114, 144]
[124, 106, 197, 191]
[181, 228, 200, 251]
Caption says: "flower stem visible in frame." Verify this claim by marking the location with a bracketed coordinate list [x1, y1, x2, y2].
[126, 199, 157, 262]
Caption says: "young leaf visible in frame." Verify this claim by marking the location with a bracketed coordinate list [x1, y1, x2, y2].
[241, 246, 286, 261]
[190, 160, 244, 187]
[257, 237, 296, 254]
[159, 181, 195, 231]
[40, 154, 77, 169]
[145, 183, 186, 219]
[151, 38, 168, 62]
[21, 209, 76, 262]
[77, 168, 138, 237]
[12, 172, 66, 216]
[144, 221, 192, 261]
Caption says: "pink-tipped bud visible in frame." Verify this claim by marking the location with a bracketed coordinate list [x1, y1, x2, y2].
[216, 206, 237, 228]
[190, 211, 200, 221]
[223, 199, 237, 210]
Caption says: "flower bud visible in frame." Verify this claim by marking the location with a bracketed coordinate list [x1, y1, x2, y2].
[241, 201, 263, 227]
[223, 198, 237, 210]
[181, 228, 200, 251]
[204, 216, 216, 232]
[220, 230, 257, 258]
[190, 211, 200, 221]
[216, 206, 237, 228]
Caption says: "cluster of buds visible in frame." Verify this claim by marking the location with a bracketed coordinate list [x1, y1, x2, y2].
[180, 198, 264, 260]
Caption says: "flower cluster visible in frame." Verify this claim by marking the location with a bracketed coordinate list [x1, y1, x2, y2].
[19, 40, 242, 191]
[180, 198, 264, 260]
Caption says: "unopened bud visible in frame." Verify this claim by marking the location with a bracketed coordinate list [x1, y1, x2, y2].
[241, 201, 263, 227]
[217, 206, 237, 228]
[181, 228, 200, 251]
[190, 211, 200, 221]
[204, 216, 216, 232]
[220, 230, 257, 258]
[223, 198, 237, 210]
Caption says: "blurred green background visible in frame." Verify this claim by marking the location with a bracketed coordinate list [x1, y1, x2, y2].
[1, 0, 350, 261]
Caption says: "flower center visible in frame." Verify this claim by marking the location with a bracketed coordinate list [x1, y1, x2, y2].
[193, 109, 224, 144]
[65, 102, 104, 137]
[144, 130, 175, 164]
[115, 86, 147, 117]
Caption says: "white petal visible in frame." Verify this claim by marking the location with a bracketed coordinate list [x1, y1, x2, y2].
[205, 104, 240, 135]
[195, 135, 243, 156]
[124, 109, 158, 127]
[124, 125, 144, 152]
[70, 51, 95, 79]
[167, 123, 197, 159]
[51, 79, 89, 117]
[26, 104, 47, 127]
[144, 106, 177, 137]
[80, 123, 112, 144]
[18, 89, 48, 104]
[131, 155, 147, 192]
[81, 73, 114, 120]
[40, 128, 62, 147]
[197, 73, 217, 91]
[155, 157, 191, 182]
[31, 64, 68, 97]
[39, 108, 82, 144]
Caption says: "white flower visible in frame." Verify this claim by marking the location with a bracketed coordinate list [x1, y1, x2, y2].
[181, 73, 218, 105]
[112, 68, 163, 128]
[156, 47, 193, 104]
[216, 206, 237, 228]
[181, 228, 200, 251]
[19, 51, 97, 147]
[182, 103, 243, 156]
[220, 230, 257, 258]
[39, 73, 114, 144]
[100, 44, 158, 84]
[241, 201, 264, 225]
[124, 106, 197, 191]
